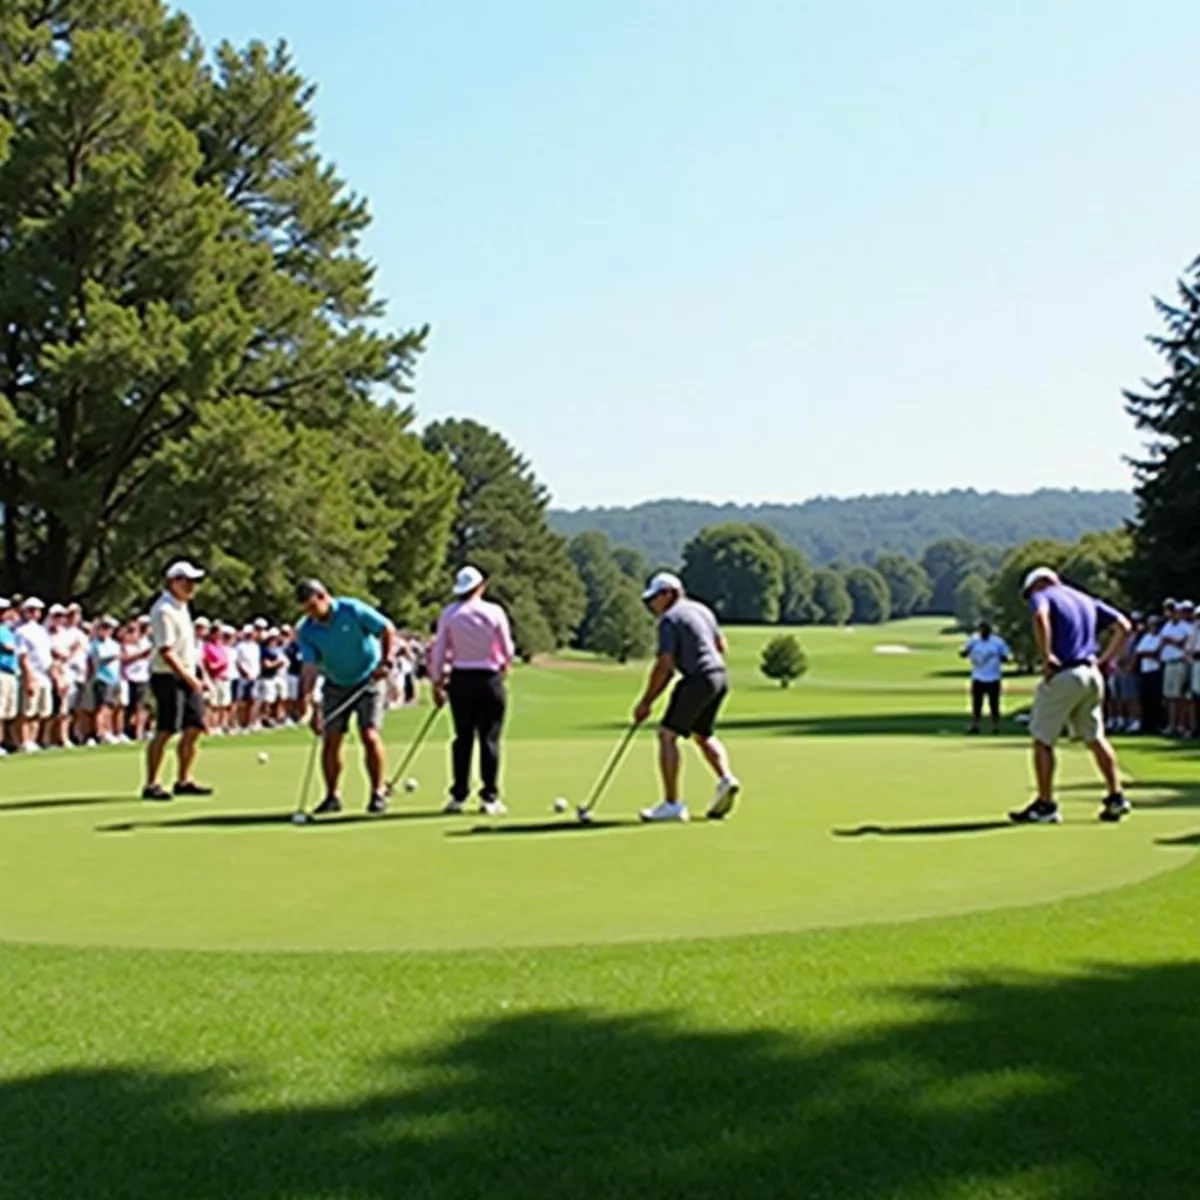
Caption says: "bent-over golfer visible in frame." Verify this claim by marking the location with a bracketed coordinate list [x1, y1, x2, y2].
[430, 566, 515, 817]
[634, 573, 740, 822]
[143, 561, 211, 800]
[295, 580, 395, 816]
[1010, 566, 1132, 825]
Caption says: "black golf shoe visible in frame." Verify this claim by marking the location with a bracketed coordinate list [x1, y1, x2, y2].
[173, 781, 213, 797]
[1099, 793, 1131, 823]
[1009, 798, 1062, 825]
[313, 794, 342, 816]
[141, 784, 172, 802]
[366, 791, 388, 816]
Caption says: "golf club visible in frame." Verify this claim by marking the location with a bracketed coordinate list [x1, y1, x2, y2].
[384, 704, 441, 797]
[576, 721, 640, 824]
[291, 679, 375, 825]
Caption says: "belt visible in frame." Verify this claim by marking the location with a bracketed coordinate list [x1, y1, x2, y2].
[1053, 658, 1095, 673]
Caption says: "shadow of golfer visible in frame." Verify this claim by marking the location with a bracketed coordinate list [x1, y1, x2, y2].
[0, 795, 132, 815]
[834, 820, 1017, 838]
[96, 810, 450, 834]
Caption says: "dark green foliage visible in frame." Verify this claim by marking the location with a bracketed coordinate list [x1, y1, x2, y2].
[591, 583, 654, 662]
[844, 566, 891, 625]
[810, 568, 852, 626]
[424, 419, 584, 654]
[921, 539, 995, 614]
[873, 554, 932, 618]
[568, 532, 624, 649]
[1125, 267, 1200, 603]
[953, 573, 991, 632]
[680, 524, 783, 624]
[550, 491, 1133, 569]
[760, 634, 808, 687]
[611, 545, 649, 586]
[750, 525, 815, 624]
[0, 2, 456, 617]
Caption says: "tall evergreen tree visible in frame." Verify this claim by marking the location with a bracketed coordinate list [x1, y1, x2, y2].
[0, 1, 454, 611]
[1125, 265, 1200, 602]
[424, 419, 584, 653]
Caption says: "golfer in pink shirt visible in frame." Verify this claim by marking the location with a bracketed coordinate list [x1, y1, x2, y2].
[431, 566, 515, 816]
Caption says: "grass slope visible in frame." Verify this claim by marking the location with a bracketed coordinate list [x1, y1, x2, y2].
[2, 619, 1198, 1198]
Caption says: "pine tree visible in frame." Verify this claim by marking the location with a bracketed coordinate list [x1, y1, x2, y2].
[1125, 264, 1200, 603]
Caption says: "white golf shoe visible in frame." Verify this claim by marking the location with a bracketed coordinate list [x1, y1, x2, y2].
[443, 798, 467, 815]
[639, 800, 690, 823]
[707, 775, 741, 820]
[481, 799, 507, 817]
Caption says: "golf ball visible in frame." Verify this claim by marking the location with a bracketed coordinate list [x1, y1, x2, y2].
[257, 752, 269, 764]
[291, 812, 308, 826]
[553, 797, 569, 813]
[404, 778, 418, 793]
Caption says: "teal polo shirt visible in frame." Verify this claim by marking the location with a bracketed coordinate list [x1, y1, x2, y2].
[296, 597, 389, 687]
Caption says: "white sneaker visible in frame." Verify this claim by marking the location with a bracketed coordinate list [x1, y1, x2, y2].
[20, 742, 40, 754]
[443, 798, 466, 815]
[640, 800, 690, 823]
[481, 799, 507, 817]
[707, 776, 741, 820]
[1127, 720, 1141, 734]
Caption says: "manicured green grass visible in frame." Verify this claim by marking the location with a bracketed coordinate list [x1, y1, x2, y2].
[2, 619, 1198, 1198]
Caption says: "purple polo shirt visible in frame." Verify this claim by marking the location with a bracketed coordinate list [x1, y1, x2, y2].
[1030, 583, 1124, 666]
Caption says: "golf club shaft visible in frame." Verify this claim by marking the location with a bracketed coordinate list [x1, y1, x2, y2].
[293, 678, 375, 817]
[581, 723, 639, 815]
[386, 705, 440, 792]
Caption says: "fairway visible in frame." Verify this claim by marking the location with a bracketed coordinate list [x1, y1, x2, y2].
[4, 620, 1200, 1199]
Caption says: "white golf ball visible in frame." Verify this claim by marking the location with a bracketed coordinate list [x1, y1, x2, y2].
[404, 777, 418, 793]
[553, 797, 569, 813]
[291, 812, 308, 826]
[257, 752, 269, 764]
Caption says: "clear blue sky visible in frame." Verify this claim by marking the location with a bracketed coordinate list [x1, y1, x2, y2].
[185, 0, 1199, 510]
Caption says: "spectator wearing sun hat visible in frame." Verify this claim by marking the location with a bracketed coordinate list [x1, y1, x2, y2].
[87, 616, 124, 744]
[15, 597, 53, 752]
[142, 561, 211, 800]
[1159, 599, 1192, 736]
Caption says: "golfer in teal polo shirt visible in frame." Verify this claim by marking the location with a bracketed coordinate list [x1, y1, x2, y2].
[295, 579, 396, 817]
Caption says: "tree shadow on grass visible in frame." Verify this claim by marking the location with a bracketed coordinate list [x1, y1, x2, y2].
[0, 795, 132, 815]
[718, 713, 1004, 738]
[95, 810, 451, 834]
[2, 962, 1198, 1199]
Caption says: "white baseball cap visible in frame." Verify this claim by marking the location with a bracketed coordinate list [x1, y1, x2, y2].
[48, 603, 67, 616]
[1021, 566, 1058, 597]
[22, 596, 45, 611]
[194, 616, 211, 628]
[452, 566, 485, 597]
[165, 560, 205, 581]
[253, 617, 268, 629]
[642, 572, 684, 601]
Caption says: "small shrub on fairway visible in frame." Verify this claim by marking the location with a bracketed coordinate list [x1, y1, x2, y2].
[760, 634, 808, 687]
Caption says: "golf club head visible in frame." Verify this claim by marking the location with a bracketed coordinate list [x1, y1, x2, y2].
[576, 807, 593, 825]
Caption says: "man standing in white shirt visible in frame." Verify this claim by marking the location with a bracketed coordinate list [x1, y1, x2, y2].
[47, 604, 75, 748]
[1159, 600, 1192, 736]
[62, 603, 90, 743]
[122, 614, 154, 741]
[142, 561, 211, 801]
[959, 620, 1012, 735]
[234, 625, 261, 732]
[15, 597, 53, 752]
[1186, 606, 1200, 739]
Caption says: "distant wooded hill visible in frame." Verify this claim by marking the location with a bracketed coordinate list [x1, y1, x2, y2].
[549, 489, 1134, 566]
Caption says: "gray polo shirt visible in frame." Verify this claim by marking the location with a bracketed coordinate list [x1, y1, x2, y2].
[658, 598, 725, 679]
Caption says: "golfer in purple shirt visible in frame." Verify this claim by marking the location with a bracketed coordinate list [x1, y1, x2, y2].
[1011, 567, 1133, 825]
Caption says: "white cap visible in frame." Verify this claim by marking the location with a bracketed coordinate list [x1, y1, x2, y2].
[241, 624, 255, 635]
[1180, 599, 1195, 610]
[266, 627, 280, 638]
[0, 597, 11, 610]
[1021, 566, 1059, 597]
[48, 603, 67, 616]
[452, 566, 485, 597]
[194, 615, 211, 627]
[166, 560, 205, 581]
[642, 572, 684, 601]
[1164, 597, 1178, 608]
[22, 596, 45, 610]
[253, 617, 268, 629]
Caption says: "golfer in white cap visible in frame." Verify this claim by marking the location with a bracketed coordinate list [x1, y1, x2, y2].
[143, 561, 211, 800]
[1011, 566, 1131, 824]
[634, 573, 740, 822]
[430, 566, 515, 816]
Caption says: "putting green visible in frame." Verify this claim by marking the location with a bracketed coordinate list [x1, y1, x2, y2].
[0, 650, 1194, 952]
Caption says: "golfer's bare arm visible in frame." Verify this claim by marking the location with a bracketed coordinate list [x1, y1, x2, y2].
[639, 653, 675, 709]
[1031, 606, 1056, 673]
[377, 623, 397, 677]
[1097, 616, 1132, 671]
[300, 662, 320, 710]
[160, 648, 200, 691]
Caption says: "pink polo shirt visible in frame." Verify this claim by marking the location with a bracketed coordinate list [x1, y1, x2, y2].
[431, 597, 515, 678]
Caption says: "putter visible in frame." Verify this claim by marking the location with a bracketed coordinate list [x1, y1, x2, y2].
[576, 722, 640, 824]
[291, 679, 375, 825]
[384, 704, 441, 797]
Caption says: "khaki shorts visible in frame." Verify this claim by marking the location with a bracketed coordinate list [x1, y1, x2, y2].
[1163, 661, 1190, 701]
[20, 674, 53, 720]
[1029, 665, 1105, 747]
[0, 672, 16, 721]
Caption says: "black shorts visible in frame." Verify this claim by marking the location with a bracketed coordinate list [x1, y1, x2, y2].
[92, 681, 121, 709]
[662, 671, 728, 739]
[151, 673, 206, 735]
[126, 680, 148, 710]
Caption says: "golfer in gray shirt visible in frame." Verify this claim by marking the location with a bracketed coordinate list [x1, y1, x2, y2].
[633, 573, 741, 822]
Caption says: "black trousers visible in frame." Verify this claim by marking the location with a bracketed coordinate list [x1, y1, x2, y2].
[448, 670, 506, 802]
[1139, 671, 1163, 734]
[970, 679, 1002, 726]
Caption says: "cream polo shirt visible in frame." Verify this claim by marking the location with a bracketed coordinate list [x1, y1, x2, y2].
[150, 590, 198, 676]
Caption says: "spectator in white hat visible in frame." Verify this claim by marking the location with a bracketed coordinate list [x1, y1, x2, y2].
[46, 604, 74, 748]
[143, 561, 211, 800]
[87, 616, 124, 744]
[234, 624, 261, 731]
[15, 597, 53, 752]
[1159, 599, 1192, 736]
[62, 603, 90, 743]
[122, 615, 154, 741]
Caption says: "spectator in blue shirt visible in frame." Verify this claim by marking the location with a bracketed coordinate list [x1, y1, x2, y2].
[0, 598, 17, 753]
[87, 616, 123, 744]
